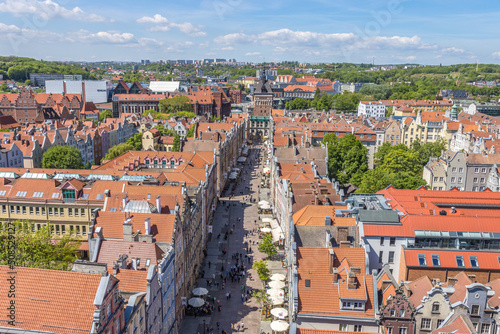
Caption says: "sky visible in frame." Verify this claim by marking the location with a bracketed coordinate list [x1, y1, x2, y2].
[0, 0, 500, 65]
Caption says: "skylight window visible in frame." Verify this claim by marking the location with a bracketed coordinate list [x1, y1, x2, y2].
[51, 192, 59, 199]
[418, 254, 426, 266]
[0, 190, 6, 196]
[470, 256, 479, 268]
[82, 194, 89, 199]
[109, 208, 117, 212]
[16, 191, 27, 197]
[96, 194, 104, 200]
[456, 255, 465, 267]
[33, 192, 44, 198]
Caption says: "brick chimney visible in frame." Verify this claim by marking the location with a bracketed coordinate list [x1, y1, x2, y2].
[333, 268, 339, 284]
[347, 272, 357, 289]
[123, 217, 133, 241]
[337, 226, 348, 243]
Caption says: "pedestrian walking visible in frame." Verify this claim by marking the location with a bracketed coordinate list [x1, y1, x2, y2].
[208, 261, 211, 268]
[241, 322, 244, 331]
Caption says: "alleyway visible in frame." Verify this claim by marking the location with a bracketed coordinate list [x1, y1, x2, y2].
[180, 146, 269, 334]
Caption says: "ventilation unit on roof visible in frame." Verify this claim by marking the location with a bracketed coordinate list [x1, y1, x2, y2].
[439, 210, 447, 216]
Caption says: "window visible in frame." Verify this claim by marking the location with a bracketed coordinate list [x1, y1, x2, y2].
[437, 319, 444, 328]
[458, 177, 463, 183]
[16, 191, 27, 197]
[22, 206, 26, 214]
[470, 256, 479, 268]
[82, 226, 87, 235]
[51, 192, 59, 199]
[481, 168, 487, 173]
[418, 254, 426, 266]
[48, 207, 53, 216]
[475, 168, 479, 173]
[439, 177, 444, 182]
[399, 328, 407, 334]
[380, 237, 385, 245]
[432, 255, 440, 267]
[379, 251, 384, 263]
[474, 177, 478, 183]
[390, 237, 396, 246]
[96, 194, 104, 200]
[2, 205, 5, 213]
[456, 255, 465, 267]
[33, 191, 44, 198]
[61, 225, 66, 234]
[459, 167, 464, 173]
[432, 303, 440, 313]
[42, 207, 46, 215]
[480, 178, 485, 183]
[389, 251, 395, 263]
[81, 208, 85, 216]
[481, 324, 490, 334]
[354, 325, 362, 332]
[451, 177, 456, 183]
[10, 205, 14, 213]
[421, 318, 431, 330]
[75, 208, 79, 217]
[29, 207, 33, 215]
[305, 279, 310, 288]
[68, 208, 73, 216]
[399, 309, 405, 317]
[62, 189, 76, 200]
[452, 167, 457, 173]
[76, 225, 80, 235]
[55, 225, 60, 233]
[387, 327, 393, 334]
[471, 304, 480, 315]
[339, 324, 348, 331]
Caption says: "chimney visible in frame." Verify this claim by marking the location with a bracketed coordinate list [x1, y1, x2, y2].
[339, 241, 351, 248]
[156, 196, 161, 213]
[122, 195, 129, 209]
[131, 258, 138, 270]
[104, 189, 110, 197]
[63, 81, 67, 95]
[347, 272, 357, 289]
[333, 268, 339, 284]
[82, 81, 86, 102]
[325, 216, 332, 226]
[144, 217, 151, 235]
[451, 207, 456, 213]
[123, 218, 133, 241]
[112, 262, 119, 276]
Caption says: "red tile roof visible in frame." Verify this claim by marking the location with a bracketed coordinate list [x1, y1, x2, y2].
[403, 248, 500, 270]
[0, 265, 102, 333]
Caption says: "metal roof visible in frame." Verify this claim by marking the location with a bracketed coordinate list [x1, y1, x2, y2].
[358, 210, 400, 223]
[21, 172, 49, 179]
[122, 200, 158, 214]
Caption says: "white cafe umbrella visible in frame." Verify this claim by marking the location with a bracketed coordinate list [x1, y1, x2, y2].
[261, 227, 272, 233]
[269, 280, 285, 289]
[188, 297, 205, 307]
[270, 320, 289, 332]
[270, 296, 284, 305]
[271, 308, 288, 318]
[263, 167, 270, 173]
[258, 200, 270, 206]
[270, 273, 286, 281]
[192, 287, 209, 296]
[267, 288, 284, 298]
[259, 203, 271, 210]
[261, 217, 273, 223]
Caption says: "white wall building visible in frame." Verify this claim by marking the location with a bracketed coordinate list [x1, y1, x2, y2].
[46, 80, 108, 103]
[358, 101, 386, 118]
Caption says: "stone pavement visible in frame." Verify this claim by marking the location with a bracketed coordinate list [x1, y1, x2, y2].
[180, 146, 267, 334]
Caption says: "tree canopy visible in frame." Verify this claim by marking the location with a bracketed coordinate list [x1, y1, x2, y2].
[159, 96, 192, 114]
[0, 221, 81, 270]
[103, 143, 134, 162]
[171, 134, 181, 152]
[127, 132, 143, 151]
[99, 109, 113, 122]
[42, 145, 83, 169]
[258, 234, 278, 258]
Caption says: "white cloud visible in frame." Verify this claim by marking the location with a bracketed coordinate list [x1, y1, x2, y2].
[214, 32, 253, 45]
[137, 13, 205, 37]
[137, 14, 168, 24]
[221, 46, 234, 51]
[170, 22, 206, 37]
[67, 30, 135, 44]
[0, 0, 106, 22]
[0, 22, 22, 34]
[245, 52, 260, 56]
[492, 52, 500, 59]
[441, 47, 465, 55]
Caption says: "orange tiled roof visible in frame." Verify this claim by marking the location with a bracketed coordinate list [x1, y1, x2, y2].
[113, 269, 148, 293]
[97, 240, 164, 269]
[403, 248, 500, 270]
[0, 265, 102, 333]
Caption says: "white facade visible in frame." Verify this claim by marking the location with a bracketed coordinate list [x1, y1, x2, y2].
[358, 101, 386, 118]
[149, 81, 180, 94]
[45, 80, 108, 103]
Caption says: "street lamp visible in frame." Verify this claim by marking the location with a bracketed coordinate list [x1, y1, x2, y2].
[203, 320, 206, 334]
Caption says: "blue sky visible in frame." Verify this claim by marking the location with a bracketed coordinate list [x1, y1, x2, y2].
[0, 0, 499, 64]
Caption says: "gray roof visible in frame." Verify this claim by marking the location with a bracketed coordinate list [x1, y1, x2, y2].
[358, 209, 400, 223]
[123, 200, 158, 214]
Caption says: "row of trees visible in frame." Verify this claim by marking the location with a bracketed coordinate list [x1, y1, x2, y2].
[285, 91, 362, 112]
[322, 134, 446, 193]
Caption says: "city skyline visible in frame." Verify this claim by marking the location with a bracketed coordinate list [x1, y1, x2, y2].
[0, 0, 499, 64]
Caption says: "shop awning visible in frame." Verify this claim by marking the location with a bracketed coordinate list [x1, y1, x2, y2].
[229, 172, 238, 180]
[237, 157, 247, 163]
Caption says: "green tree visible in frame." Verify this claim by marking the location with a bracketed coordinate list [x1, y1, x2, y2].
[186, 125, 195, 138]
[127, 132, 143, 151]
[159, 96, 192, 114]
[99, 109, 113, 122]
[103, 143, 134, 161]
[252, 260, 270, 281]
[154, 124, 177, 137]
[0, 82, 9, 92]
[258, 234, 278, 258]
[171, 134, 181, 152]
[0, 221, 81, 270]
[381, 148, 423, 175]
[251, 289, 272, 317]
[42, 145, 83, 169]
